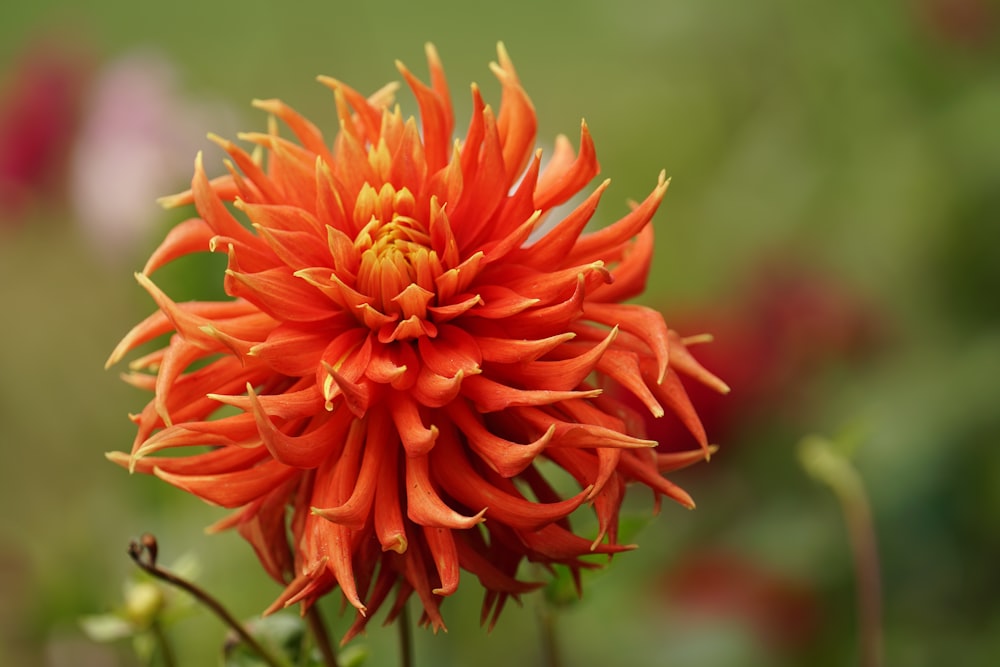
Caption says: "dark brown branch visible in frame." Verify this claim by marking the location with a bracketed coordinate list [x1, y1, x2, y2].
[127, 533, 286, 667]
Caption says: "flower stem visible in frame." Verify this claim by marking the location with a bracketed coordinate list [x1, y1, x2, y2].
[538, 602, 562, 667]
[305, 604, 340, 667]
[799, 436, 883, 667]
[127, 534, 287, 667]
[149, 618, 176, 667]
[398, 598, 414, 667]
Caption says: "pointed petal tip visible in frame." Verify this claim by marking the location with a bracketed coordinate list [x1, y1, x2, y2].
[249, 98, 279, 112]
[105, 451, 130, 469]
[130, 440, 160, 464]
[103, 342, 129, 369]
[155, 193, 186, 210]
[382, 533, 408, 554]
[681, 333, 714, 346]
[678, 491, 696, 510]
[495, 41, 512, 66]
[472, 505, 489, 524]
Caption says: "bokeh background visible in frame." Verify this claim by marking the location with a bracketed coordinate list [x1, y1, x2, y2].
[2, 0, 999, 665]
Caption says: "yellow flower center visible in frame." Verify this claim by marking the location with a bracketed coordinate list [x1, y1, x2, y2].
[352, 182, 442, 339]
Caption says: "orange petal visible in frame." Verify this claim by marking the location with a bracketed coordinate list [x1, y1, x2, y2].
[433, 425, 590, 531]
[405, 453, 485, 530]
[462, 374, 602, 413]
[423, 525, 460, 596]
[142, 217, 214, 275]
[446, 399, 553, 477]
[153, 458, 299, 508]
[249, 385, 350, 468]
[534, 121, 599, 211]
[389, 394, 439, 457]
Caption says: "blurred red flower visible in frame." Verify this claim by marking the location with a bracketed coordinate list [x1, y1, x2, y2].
[916, 0, 996, 48]
[0, 36, 90, 220]
[661, 550, 821, 652]
[107, 44, 726, 639]
[635, 262, 883, 452]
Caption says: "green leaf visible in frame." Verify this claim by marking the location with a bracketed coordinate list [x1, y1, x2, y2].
[222, 612, 319, 667]
[339, 644, 370, 667]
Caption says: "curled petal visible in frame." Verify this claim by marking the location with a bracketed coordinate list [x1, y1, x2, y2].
[568, 170, 668, 265]
[646, 363, 709, 453]
[423, 525, 460, 596]
[412, 366, 466, 408]
[417, 324, 482, 377]
[617, 449, 696, 510]
[389, 394, 439, 457]
[476, 332, 575, 364]
[515, 405, 655, 450]
[490, 326, 617, 392]
[405, 452, 485, 530]
[446, 399, 552, 477]
[249, 385, 350, 468]
[666, 329, 731, 395]
[154, 459, 299, 508]
[226, 267, 334, 322]
[519, 521, 634, 561]
[311, 415, 384, 528]
[462, 374, 602, 413]
[433, 424, 591, 530]
[142, 217, 215, 275]
[374, 428, 407, 554]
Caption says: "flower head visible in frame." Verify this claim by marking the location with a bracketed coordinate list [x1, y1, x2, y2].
[107, 44, 727, 640]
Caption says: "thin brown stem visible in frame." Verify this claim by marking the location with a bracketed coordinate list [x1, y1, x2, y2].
[305, 604, 340, 667]
[398, 599, 414, 667]
[127, 534, 287, 667]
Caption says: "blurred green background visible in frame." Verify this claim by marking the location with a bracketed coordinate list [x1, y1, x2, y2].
[2, 0, 999, 665]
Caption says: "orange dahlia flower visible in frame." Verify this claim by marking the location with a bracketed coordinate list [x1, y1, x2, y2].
[107, 44, 727, 640]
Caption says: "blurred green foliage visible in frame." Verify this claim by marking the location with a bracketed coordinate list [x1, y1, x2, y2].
[2, 0, 998, 665]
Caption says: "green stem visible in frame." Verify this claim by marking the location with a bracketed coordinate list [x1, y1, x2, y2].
[305, 603, 340, 667]
[800, 437, 883, 667]
[398, 598, 414, 667]
[149, 618, 176, 667]
[128, 534, 287, 667]
[538, 602, 562, 667]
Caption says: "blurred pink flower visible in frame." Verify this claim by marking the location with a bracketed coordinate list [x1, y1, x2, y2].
[69, 50, 236, 262]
